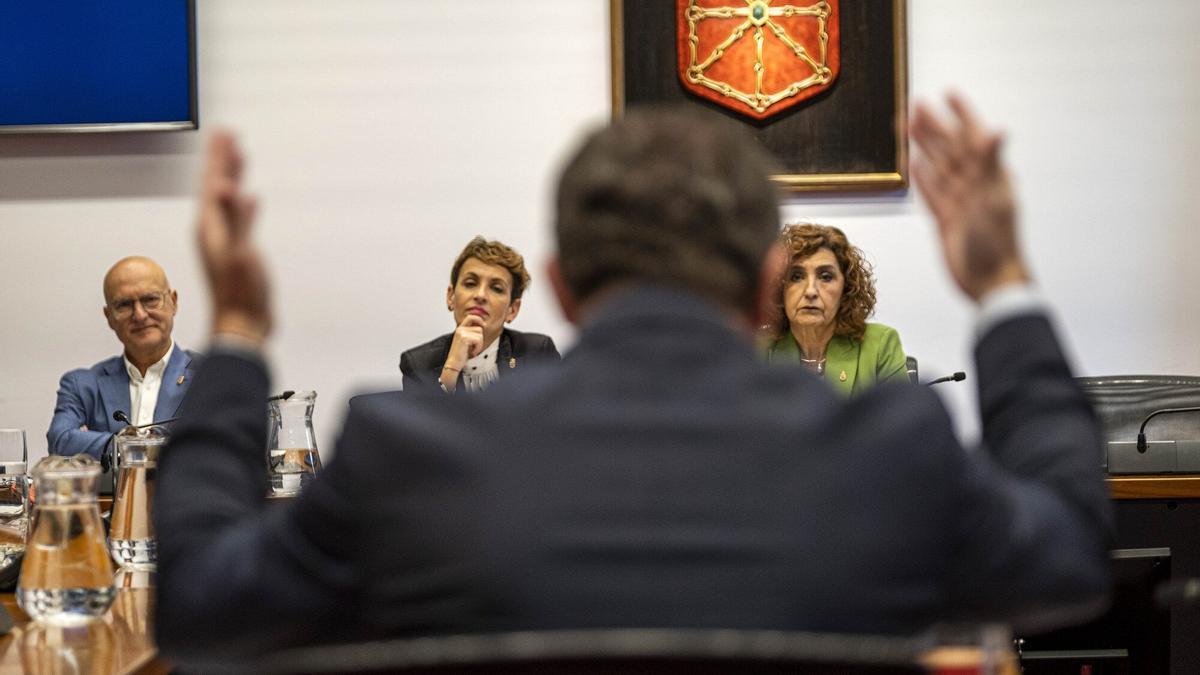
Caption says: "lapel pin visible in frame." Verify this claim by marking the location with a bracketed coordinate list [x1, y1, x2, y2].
[839, 370, 847, 382]
[177, 375, 186, 385]
[508, 357, 517, 369]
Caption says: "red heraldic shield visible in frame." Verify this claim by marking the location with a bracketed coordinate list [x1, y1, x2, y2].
[676, 0, 840, 120]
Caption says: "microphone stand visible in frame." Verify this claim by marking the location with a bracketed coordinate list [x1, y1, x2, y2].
[103, 411, 180, 474]
[1135, 406, 1200, 452]
[926, 372, 967, 386]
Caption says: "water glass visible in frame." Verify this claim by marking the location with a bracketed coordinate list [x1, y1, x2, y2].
[920, 623, 1017, 675]
[0, 429, 29, 584]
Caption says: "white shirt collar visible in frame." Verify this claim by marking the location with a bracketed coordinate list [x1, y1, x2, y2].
[125, 341, 175, 384]
[125, 341, 175, 426]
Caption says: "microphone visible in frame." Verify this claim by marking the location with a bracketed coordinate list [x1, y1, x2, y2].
[1135, 406, 1200, 452]
[103, 410, 134, 473]
[268, 390, 295, 402]
[104, 410, 180, 473]
[926, 372, 966, 386]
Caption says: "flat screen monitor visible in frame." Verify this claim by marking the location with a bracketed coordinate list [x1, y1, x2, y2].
[0, 0, 197, 134]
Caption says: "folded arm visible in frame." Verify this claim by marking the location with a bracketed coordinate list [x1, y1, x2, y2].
[46, 371, 111, 460]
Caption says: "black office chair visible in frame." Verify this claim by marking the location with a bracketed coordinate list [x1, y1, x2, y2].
[1076, 374, 1200, 444]
[239, 629, 930, 674]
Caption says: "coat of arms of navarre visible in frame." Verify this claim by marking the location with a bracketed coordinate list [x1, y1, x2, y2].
[676, 0, 840, 120]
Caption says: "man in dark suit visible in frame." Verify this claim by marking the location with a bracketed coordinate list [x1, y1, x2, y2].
[156, 95, 1112, 661]
[47, 256, 198, 460]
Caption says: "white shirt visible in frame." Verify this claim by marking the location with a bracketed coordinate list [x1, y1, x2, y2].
[125, 342, 175, 426]
[975, 283, 1047, 341]
[461, 338, 500, 393]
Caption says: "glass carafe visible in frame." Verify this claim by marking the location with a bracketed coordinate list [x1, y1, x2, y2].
[17, 455, 115, 623]
[266, 390, 322, 496]
[109, 426, 164, 570]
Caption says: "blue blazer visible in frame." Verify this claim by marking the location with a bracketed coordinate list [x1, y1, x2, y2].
[47, 346, 199, 460]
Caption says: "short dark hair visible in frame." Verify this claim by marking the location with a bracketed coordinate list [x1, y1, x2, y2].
[449, 236, 531, 301]
[554, 107, 780, 310]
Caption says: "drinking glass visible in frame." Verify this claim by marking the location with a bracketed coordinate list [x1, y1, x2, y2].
[0, 429, 29, 588]
[920, 623, 1017, 675]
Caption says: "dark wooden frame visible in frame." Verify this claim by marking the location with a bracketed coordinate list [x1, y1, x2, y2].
[610, 0, 908, 192]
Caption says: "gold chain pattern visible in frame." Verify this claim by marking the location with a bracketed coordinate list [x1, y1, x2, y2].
[684, 0, 833, 115]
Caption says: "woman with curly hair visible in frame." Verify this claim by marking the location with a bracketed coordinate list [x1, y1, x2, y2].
[764, 223, 908, 396]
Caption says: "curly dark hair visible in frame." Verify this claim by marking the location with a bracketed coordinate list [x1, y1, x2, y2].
[449, 236, 531, 301]
[768, 223, 877, 342]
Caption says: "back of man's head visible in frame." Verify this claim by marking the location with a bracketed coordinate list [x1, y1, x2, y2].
[554, 107, 780, 313]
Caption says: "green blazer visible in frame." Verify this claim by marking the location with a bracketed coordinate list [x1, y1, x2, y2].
[765, 323, 908, 397]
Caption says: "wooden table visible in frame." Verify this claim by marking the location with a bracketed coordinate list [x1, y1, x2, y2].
[0, 577, 165, 675]
[1108, 473, 1200, 499]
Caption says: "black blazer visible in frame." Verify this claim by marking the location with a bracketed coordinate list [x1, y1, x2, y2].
[156, 287, 1112, 662]
[399, 328, 560, 392]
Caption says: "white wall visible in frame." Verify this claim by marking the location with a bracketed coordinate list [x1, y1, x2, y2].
[1, 1, 1197, 460]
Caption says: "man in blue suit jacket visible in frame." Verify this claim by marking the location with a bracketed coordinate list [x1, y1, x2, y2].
[47, 256, 198, 460]
[155, 96, 1112, 663]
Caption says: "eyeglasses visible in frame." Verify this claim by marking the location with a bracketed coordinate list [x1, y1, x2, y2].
[109, 291, 170, 319]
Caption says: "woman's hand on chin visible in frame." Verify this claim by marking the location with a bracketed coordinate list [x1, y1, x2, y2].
[446, 315, 486, 369]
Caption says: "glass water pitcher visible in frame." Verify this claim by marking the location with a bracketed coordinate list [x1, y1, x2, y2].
[17, 455, 115, 623]
[266, 390, 322, 496]
[109, 426, 165, 570]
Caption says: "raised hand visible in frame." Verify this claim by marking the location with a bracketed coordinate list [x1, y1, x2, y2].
[196, 131, 272, 343]
[911, 93, 1030, 302]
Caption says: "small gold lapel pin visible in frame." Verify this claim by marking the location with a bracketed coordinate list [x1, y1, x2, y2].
[839, 370, 847, 382]
[508, 357, 517, 369]
[177, 375, 186, 385]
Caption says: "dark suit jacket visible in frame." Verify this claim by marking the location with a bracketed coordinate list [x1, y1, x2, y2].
[155, 287, 1112, 661]
[398, 328, 560, 392]
[47, 346, 199, 460]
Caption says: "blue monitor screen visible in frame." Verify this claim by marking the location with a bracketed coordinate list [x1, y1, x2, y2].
[0, 0, 197, 132]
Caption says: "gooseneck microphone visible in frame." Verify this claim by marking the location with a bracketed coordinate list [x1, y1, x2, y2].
[926, 372, 967, 386]
[1135, 406, 1200, 452]
[103, 410, 134, 473]
[104, 410, 180, 473]
[112, 410, 179, 430]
